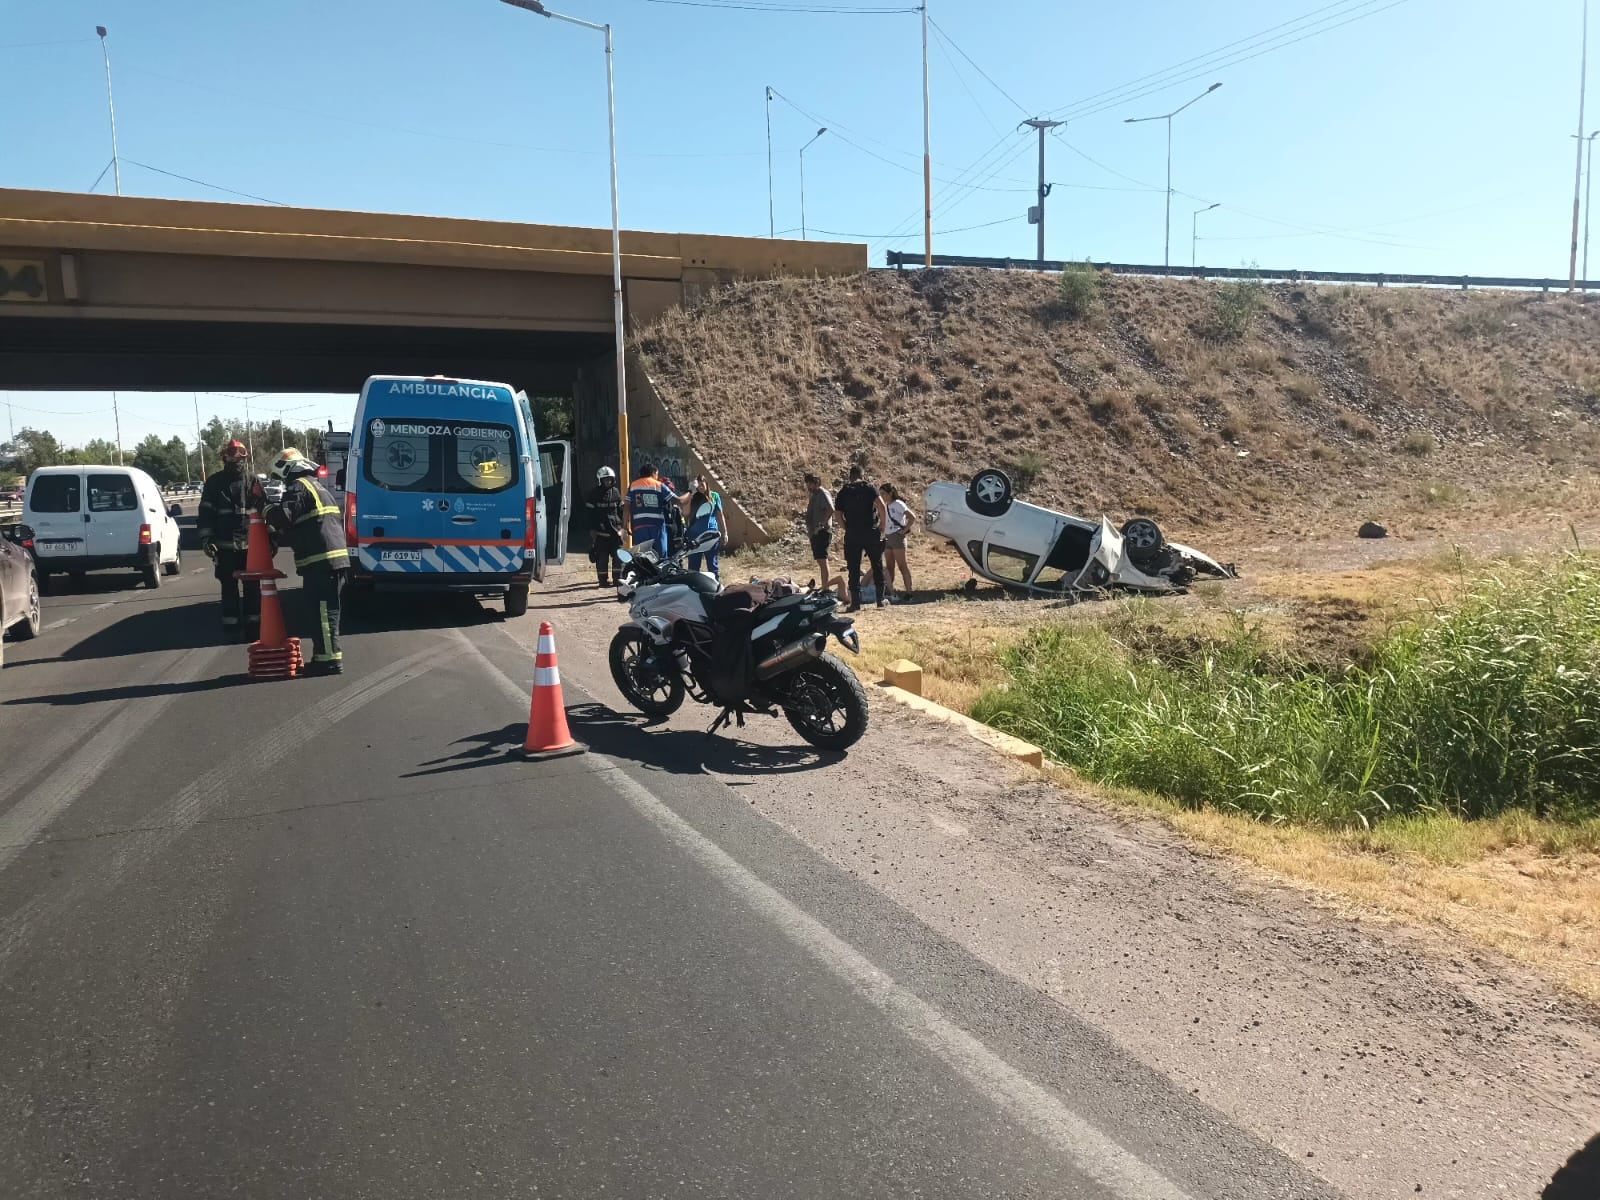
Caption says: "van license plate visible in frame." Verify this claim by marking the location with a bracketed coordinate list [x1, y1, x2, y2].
[39, 541, 78, 552]
[382, 549, 423, 562]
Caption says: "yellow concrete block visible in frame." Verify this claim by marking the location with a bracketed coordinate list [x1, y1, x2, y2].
[883, 659, 924, 696]
[877, 684, 1046, 770]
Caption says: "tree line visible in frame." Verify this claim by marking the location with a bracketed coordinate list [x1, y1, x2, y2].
[0, 417, 329, 487]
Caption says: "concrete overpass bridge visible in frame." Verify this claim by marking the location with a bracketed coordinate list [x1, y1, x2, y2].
[0, 189, 865, 527]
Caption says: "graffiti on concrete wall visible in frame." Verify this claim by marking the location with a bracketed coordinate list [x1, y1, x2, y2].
[631, 448, 690, 488]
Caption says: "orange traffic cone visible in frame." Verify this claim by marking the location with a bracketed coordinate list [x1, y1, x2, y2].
[239, 511, 277, 577]
[521, 622, 586, 760]
[246, 577, 304, 681]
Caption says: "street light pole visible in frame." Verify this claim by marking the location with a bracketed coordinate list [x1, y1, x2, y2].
[1126, 82, 1222, 268]
[765, 86, 775, 238]
[111, 391, 123, 465]
[799, 127, 827, 241]
[921, 1, 933, 267]
[95, 26, 122, 197]
[1192, 202, 1219, 268]
[1571, 0, 1588, 292]
[500, 0, 629, 481]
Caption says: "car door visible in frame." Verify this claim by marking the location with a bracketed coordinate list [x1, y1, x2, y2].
[27, 472, 86, 562]
[0, 531, 23, 627]
[979, 500, 1057, 588]
[85, 472, 140, 560]
[536, 440, 572, 566]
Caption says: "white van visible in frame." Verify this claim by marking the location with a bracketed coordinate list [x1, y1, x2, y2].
[25, 466, 184, 592]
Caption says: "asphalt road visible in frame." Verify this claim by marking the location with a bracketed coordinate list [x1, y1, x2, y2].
[0, 533, 1339, 1198]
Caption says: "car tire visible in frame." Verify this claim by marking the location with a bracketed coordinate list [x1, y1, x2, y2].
[143, 556, 162, 589]
[505, 582, 530, 618]
[1120, 518, 1165, 566]
[16, 569, 41, 641]
[163, 547, 182, 577]
[966, 469, 1013, 518]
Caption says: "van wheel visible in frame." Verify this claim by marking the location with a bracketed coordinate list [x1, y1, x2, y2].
[505, 583, 530, 618]
[163, 547, 182, 577]
[143, 558, 161, 589]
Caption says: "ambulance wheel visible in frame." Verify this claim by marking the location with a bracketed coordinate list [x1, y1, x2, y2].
[505, 583, 530, 618]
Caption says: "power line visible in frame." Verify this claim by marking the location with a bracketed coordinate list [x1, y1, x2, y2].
[928, 22, 1003, 138]
[125, 160, 288, 206]
[926, 16, 1030, 117]
[639, 0, 917, 11]
[787, 214, 1025, 239]
[0, 38, 95, 49]
[1047, 0, 1412, 122]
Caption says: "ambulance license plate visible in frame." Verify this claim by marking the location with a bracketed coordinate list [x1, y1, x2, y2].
[382, 549, 422, 562]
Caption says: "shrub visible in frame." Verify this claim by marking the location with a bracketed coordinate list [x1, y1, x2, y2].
[1008, 449, 1047, 495]
[972, 555, 1600, 826]
[1401, 430, 1436, 456]
[1211, 273, 1266, 340]
[1056, 260, 1100, 319]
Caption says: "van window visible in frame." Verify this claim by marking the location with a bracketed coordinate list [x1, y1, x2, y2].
[363, 418, 519, 495]
[29, 475, 80, 513]
[88, 474, 139, 513]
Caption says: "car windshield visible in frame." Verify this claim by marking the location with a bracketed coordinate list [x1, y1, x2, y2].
[362, 417, 519, 495]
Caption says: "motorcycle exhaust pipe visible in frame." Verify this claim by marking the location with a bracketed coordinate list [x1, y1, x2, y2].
[755, 634, 827, 680]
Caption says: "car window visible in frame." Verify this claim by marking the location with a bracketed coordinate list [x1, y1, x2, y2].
[985, 545, 1038, 584]
[362, 418, 519, 495]
[87, 475, 138, 513]
[29, 475, 80, 513]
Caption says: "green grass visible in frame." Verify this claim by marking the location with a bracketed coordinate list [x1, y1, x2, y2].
[972, 555, 1600, 827]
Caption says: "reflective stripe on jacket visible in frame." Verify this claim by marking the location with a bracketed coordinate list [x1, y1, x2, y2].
[266, 474, 349, 574]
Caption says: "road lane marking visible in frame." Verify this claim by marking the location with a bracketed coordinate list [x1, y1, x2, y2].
[0, 645, 449, 972]
[90, 601, 115, 612]
[459, 631, 1195, 1200]
[42, 618, 78, 631]
[0, 648, 216, 876]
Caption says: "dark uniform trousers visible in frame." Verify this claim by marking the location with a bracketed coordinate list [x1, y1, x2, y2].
[215, 549, 261, 631]
[302, 568, 346, 665]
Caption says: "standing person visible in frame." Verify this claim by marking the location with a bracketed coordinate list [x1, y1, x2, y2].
[803, 472, 840, 597]
[196, 438, 260, 640]
[833, 464, 888, 612]
[586, 465, 624, 588]
[626, 462, 677, 559]
[683, 476, 723, 579]
[263, 448, 350, 677]
[880, 483, 918, 603]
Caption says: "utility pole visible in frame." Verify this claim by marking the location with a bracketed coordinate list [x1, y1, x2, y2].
[921, 2, 933, 267]
[111, 390, 123, 465]
[194, 393, 207, 480]
[765, 86, 775, 238]
[95, 26, 122, 197]
[1021, 119, 1065, 264]
[1571, 0, 1589, 292]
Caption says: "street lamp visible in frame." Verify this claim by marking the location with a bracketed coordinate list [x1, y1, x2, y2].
[95, 25, 121, 197]
[1125, 81, 1222, 268]
[799, 127, 827, 241]
[499, 0, 629, 481]
[1192, 202, 1219, 268]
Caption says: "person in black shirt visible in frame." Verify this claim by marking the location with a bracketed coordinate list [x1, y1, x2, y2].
[833, 464, 888, 611]
[196, 439, 260, 639]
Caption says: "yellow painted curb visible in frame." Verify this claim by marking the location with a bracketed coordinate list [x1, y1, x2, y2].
[875, 683, 1046, 769]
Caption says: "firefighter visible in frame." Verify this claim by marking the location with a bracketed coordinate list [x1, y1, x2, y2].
[196, 439, 260, 640]
[263, 448, 350, 677]
[587, 465, 624, 587]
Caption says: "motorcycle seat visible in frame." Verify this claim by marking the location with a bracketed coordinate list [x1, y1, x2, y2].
[710, 590, 756, 620]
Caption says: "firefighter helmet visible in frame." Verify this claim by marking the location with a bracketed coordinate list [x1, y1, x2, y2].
[270, 447, 315, 480]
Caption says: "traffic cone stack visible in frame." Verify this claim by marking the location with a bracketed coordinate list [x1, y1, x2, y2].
[521, 622, 585, 760]
[236, 511, 303, 681]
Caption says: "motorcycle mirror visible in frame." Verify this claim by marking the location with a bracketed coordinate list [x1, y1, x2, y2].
[694, 502, 715, 520]
[616, 548, 633, 564]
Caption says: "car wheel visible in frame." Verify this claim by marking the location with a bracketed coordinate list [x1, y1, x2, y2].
[163, 546, 182, 576]
[143, 556, 162, 589]
[16, 570, 41, 640]
[966, 468, 1013, 518]
[1120, 518, 1165, 566]
[504, 582, 530, 618]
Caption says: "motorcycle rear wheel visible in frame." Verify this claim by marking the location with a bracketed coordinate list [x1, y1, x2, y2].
[783, 653, 870, 752]
[609, 628, 686, 718]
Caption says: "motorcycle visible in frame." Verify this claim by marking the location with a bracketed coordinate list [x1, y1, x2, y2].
[609, 521, 870, 752]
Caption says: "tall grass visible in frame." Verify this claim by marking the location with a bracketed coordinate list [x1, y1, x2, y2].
[972, 555, 1600, 826]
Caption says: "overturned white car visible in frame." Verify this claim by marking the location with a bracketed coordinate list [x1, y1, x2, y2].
[923, 469, 1238, 596]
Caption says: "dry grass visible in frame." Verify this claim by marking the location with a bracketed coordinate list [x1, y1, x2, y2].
[636, 271, 1600, 547]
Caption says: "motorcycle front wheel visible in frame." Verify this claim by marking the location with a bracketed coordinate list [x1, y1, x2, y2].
[782, 653, 870, 752]
[609, 628, 686, 718]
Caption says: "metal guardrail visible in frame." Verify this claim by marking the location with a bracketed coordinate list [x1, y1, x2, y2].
[883, 251, 1595, 293]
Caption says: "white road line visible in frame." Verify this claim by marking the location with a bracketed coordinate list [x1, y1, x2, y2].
[0, 648, 215, 875]
[0, 645, 448, 971]
[42, 618, 79, 631]
[90, 601, 115, 612]
[458, 631, 1195, 1200]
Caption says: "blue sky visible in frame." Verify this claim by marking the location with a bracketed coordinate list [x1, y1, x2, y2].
[2, 0, 1591, 448]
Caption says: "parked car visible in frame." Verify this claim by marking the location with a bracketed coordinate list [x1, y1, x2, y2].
[0, 521, 41, 667]
[24, 465, 184, 591]
[922, 468, 1237, 596]
[0, 488, 23, 505]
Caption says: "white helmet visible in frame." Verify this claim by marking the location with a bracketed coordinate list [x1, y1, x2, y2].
[270, 447, 315, 481]
[597, 465, 617, 482]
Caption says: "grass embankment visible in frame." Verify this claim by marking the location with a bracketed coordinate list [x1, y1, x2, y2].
[973, 554, 1600, 829]
[861, 552, 1600, 1000]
